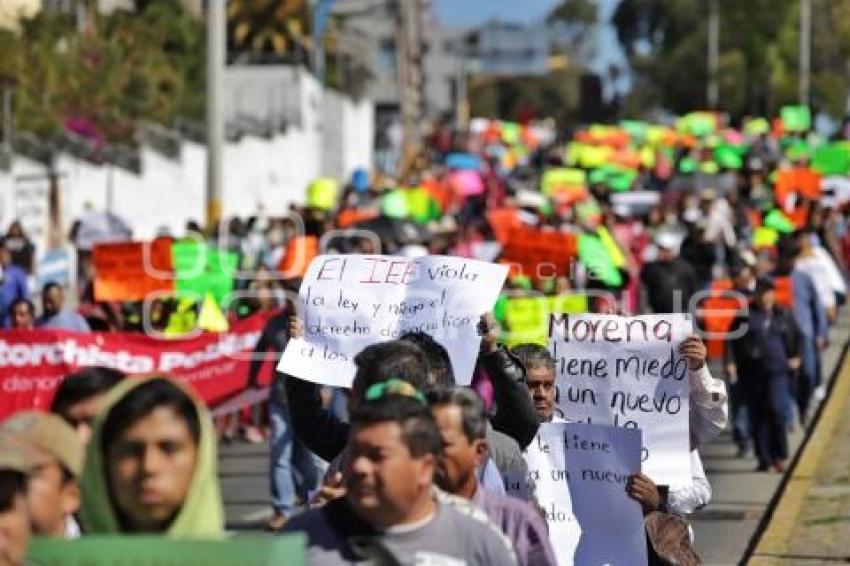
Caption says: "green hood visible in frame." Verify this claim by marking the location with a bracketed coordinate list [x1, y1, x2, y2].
[80, 376, 224, 538]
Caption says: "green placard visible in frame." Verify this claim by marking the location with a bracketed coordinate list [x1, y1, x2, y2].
[382, 189, 409, 219]
[680, 112, 716, 137]
[542, 168, 586, 195]
[578, 232, 622, 287]
[501, 121, 521, 145]
[307, 177, 339, 211]
[812, 143, 850, 175]
[504, 295, 589, 346]
[744, 117, 770, 136]
[763, 209, 795, 234]
[607, 169, 637, 192]
[781, 105, 811, 132]
[172, 240, 238, 306]
[753, 226, 779, 248]
[714, 144, 744, 170]
[27, 534, 306, 566]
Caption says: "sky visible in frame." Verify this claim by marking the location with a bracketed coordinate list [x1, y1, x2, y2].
[432, 0, 561, 28]
[432, 0, 629, 95]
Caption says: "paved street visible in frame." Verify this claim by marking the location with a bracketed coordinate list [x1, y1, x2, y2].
[693, 310, 850, 565]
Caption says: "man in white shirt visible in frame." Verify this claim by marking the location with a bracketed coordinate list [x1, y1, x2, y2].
[511, 336, 723, 516]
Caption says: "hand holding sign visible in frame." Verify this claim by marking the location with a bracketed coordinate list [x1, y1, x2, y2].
[626, 473, 661, 515]
[278, 255, 508, 387]
[548, 313, 693, 484]
[679, 335, 707, 371]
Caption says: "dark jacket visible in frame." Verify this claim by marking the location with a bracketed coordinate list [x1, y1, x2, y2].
[478, 348, 540, 450]
[287, 347, 541, 463]
[286, 374, 349, 463]
[728, 305, 800, 377]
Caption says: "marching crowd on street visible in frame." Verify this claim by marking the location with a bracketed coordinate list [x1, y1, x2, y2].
[1, 111, 849, 564]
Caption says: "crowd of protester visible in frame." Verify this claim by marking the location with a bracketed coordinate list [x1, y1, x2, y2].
[1, 110, 849, 564]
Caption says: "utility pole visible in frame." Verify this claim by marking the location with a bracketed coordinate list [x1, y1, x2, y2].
[799, 0, 811, 106]
[394, 0, 424, 176]
[1, 78, 11, 162]
[455, 50, 469, 131]
[206, 0, 225, 233]
[707, 0, 719, 109]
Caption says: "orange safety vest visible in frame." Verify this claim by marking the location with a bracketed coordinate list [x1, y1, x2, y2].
[698, 279, 747, 360]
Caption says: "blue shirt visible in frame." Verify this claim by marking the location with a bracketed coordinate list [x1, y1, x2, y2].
[0, 264, 29, 326]
[790, 269, 828, 339]
[36, 310, 91, 333]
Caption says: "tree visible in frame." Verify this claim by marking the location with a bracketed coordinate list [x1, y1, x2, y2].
[2, 2, 205, 145]
[613, 0, 850, 119]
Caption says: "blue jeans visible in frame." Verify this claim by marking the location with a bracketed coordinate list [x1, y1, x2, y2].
[269, 379, 319, 514]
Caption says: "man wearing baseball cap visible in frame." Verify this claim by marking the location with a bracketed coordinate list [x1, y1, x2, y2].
[1, 411, 83, 539]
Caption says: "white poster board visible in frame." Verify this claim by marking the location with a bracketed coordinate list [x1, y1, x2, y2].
[548, 314, 692, 485]
[508, 424, 580, 566]
[508, 423, 646, 566]
[278, 254, 508, 387]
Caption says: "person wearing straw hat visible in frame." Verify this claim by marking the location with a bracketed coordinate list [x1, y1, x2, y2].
[1, 412, 83, 539]
[0, 433, 40, 565]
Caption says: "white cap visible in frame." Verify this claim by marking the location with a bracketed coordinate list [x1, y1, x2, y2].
[654, 231, 683, 253]
[613, 204, 631, 218]
[515, 189, 547, 209]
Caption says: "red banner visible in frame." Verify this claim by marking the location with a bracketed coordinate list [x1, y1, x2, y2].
[0, 312, 276, 420]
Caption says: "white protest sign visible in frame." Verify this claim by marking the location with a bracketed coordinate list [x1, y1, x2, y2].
[507, 423, 646, 566]
[506, 423, 580, 565]
[548, 313, 692, 485]
[278, 254, 508, 387]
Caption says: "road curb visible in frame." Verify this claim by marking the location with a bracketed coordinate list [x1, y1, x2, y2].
[747, 341, 850, 564]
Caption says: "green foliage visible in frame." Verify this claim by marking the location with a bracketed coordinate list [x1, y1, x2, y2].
[3, 2, 204, 145]
[613, 0, 850, 118]
[468, 68, 583, 129]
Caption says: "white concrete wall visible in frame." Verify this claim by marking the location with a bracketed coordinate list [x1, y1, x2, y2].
[0, 76, 374, 247]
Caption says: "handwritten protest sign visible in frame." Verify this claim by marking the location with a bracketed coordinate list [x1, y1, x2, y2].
[566, 424, 646, 564]
[547, 313, 692, 484]
[278, 255, 508, 387]
[506, 423, 646, 565]
[507, 423, 578, 565]
[27, 534, 306, 566]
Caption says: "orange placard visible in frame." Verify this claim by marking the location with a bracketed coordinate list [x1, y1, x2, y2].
[278, 236, 318, 278]
[500, 226, 577, 279]
[336, 208, 378, 229]
[486, 208, 522, 245]
[93, 239, 174, 302]
[697, 279, 747, 360]
[774, 276, 793, 308]
[774, 168, 822, 204]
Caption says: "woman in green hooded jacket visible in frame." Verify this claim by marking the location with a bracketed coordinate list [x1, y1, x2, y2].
[79, 375, 224, 538]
